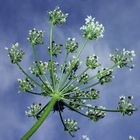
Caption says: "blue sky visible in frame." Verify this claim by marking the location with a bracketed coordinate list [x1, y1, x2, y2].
[0, 0, 140, 140]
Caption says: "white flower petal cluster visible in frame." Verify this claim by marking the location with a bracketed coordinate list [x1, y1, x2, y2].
[129, 136, 136, 140]
[64, 118, 79, 132]
[118, 96, 136, 116]
[65, 38, 79, 53]
[28, 28, 43, 46]
[18, 78, 34, 92]
[97, 68, 113, 85]
[110, 48, 136, 70]
[82, 135, 90, 140]
[48, 6, 68, 25]
[85, 88, 100, 100]
[86, 55, 100, 69]
[80, 16, 104, 40]
[86, 105, 106, 121]
[25, 103, 42, 117]
[29, 61, 48, 77]
[5, 42, 24, 64]
[79, 72, 89, 84]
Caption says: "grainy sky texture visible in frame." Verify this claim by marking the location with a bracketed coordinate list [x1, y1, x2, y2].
[0, 0, 140, 140]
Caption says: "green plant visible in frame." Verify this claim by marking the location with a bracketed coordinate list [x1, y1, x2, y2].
[6, 6, 137, 140]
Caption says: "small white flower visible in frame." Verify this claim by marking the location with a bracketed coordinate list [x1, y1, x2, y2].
[80, 16, 104, 40]
[129, 136, 136, 140]
[82, 135, 90, 140]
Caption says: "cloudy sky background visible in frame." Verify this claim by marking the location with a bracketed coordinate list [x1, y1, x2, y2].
[0, 0, 140, 140]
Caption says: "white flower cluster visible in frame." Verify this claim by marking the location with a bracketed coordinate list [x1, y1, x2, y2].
[86, 105, 106, 121]
[85, 88, 100, 100]
[18, 78, 34, 92]
[118, 96, 136, 116]
[79, 72, 89, 84]
[129, 136, 136, 140]
[48, 6, 68, 25]
[80, 16, 104, 40]
[29, 61, 48, 77]
[25, 103, 42, 117]
[5, 42, 24, 64]
[65, 38, 79, 53]
[110, 48, 136, 70]
[86, 55, 100, 69]
[28, 28, 43, 46]
[64, 118, 79, 132]
[51, 41, 62, 57]
[82, 135, 90, 140]
[97, 68, 113, 85]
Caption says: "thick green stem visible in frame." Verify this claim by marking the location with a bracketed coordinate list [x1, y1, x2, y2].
[21, 94, 59, 140]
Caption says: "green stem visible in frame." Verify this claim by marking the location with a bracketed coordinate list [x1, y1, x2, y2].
[25, 90, 45, 96]
[64, 102, 89, 118]
[62, 97, 124, 113]
[63, 64, 116, 93]
[80, 81, 100, 91]
[49, 25, 56, 90]
[21, 95, 59, 140]
[16, 63, 41, 88]
[59, 38, 88, 90]
[57, 52, 68, 90]
[32, 46, 52, 93]
[60, 67, 89, 93]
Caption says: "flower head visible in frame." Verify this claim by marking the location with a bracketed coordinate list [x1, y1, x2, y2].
[86, 55, 100, 69]
[118, 96, 136, 116]
[18, 78, 34, 92]
[129, 136, 136, 140]
[64, 118, 79, 133]
[65, 38, 79, 53]
[82, 135, 90, 140]
[97, 68, 113, 85]
[6, 42, 24, 64]
[86, 105, 106, 121]
[28, 28, 43, 46]
[48, 6, 68, 25]
[80, 16, 104, 40]
[25, 103, 42, 117]
[110, 49, 136, 70]
[29, 61, 48, 77]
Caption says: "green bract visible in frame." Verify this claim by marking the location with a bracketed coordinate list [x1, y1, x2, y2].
[6, 6, 137, 140]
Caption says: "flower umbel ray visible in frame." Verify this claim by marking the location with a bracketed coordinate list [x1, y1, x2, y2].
[6, 6, 137, 140]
